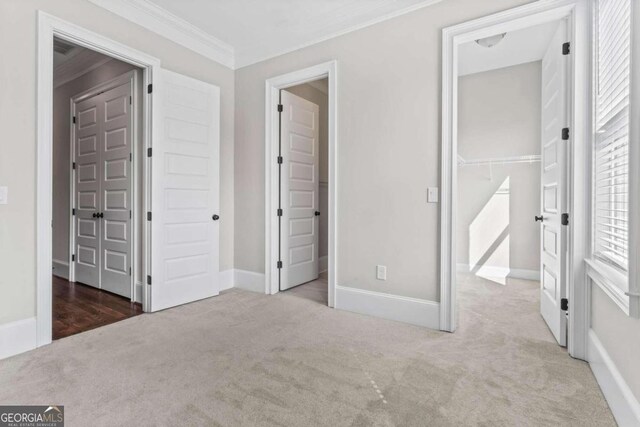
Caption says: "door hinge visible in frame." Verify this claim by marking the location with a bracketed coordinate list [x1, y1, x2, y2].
[72, 162, 76, 170]
[561, 213, 569, 226]
[129, 96, 132, 105]
[147, 147, 152, 157]
[277, 156, 283, 164]
[130, 152, 133, 162]
[129, 210, 132, 219]
[129, 267, 132, 276]
[72, 208, 76, 216]
[147, 83, 153, 94]
[277, 261, 283, 269]
[277, 104, 283, 112]
[277, 208, 283, 217]
[562, 128, 570, 140]
[72, 254, 75, 262]
[147, 275, 152, 285]
[561, 298, 569, 311]
[72, 116, 76, 124]
[147, 211, 152, 221]
[562, 42, 570, 55]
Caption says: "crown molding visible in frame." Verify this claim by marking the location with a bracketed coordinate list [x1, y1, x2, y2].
[89, 0, 234, 69]
[234, 0, 443, 68]
[89, 0, 444, 70]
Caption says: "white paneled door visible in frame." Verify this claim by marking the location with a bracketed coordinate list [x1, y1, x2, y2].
[280, 90, 320, 291]
[74, 93, 102, 289]
[74, 79, 132, 298]
[539, 20, 568, 346]
[150, 69, 220, 312]
[100, 82, 133, 297]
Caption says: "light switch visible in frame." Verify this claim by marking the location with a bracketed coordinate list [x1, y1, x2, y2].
[427, 187, 439, 203]
[376, 265, 387, 281]
[0, 186, 7, 205]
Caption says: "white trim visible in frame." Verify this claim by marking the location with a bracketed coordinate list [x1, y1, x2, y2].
[234, 270, 266, 294]
[52, 259, 69, 280]
[626, 0, 640, 318]
[319, 255, 328, 273]
[456, 264, 540, 281]
[135, 281, 143, 304]
[440, 0, 591, 359]
[588, 330, 640, 426]
[586, 259, 630, 315]
[37, 11, 160, 348]
[265, 61, 338, 308]
[335, 286, 440, 329]
[219, 269, 234, 292]
[0, 318, 37, 360]
[235, 0, 443, 68]
[54, 56, 113, 88]
[88, 0, 234, 69]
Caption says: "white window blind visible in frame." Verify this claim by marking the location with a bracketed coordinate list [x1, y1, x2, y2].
[594, 0, 631, 272]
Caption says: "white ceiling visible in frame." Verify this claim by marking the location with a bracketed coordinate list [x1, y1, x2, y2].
[53, 40, 114, 87]
[90, 0, 442, 69]
[458, 20, 561, 76]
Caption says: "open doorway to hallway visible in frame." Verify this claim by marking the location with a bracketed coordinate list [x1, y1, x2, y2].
[455, 19, 569, 345]
[51, 37, 144, 339]
[277, 79, 329, 306]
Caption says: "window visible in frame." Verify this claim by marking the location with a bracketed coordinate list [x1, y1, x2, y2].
[593, 0, 632, 275]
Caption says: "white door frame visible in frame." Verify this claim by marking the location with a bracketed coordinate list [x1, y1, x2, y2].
[440, 0, 591, 359]
[68, 70, 139, 300]
[37, 11, 160, 347]
[265, 61, 338, 307]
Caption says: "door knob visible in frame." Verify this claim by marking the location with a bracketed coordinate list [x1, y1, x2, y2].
[314, 211, 320, 216]
[92, 212, 97, 218]
[212, 214, 220, 221]
[99, 212, 104, 218]
[535, 215, 544, 222]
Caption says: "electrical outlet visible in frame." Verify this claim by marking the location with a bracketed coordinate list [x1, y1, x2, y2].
[0, 186, 7, 205]
[427, 187, 439, 203]
[376, 265, 387, 280]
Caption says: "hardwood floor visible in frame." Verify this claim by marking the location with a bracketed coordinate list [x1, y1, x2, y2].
[53, 275, 143, 340]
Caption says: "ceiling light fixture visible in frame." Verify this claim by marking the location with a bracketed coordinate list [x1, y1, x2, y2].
[475, 33, 506, 48]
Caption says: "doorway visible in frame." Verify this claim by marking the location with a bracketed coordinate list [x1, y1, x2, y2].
[440, 1, 591, 359]
[265, 61, 337, 307]
[278, 80, 329, 304]
[456, 19, 567, 345]
[38, 12, 223, 350]
[51, 37, 144, 339]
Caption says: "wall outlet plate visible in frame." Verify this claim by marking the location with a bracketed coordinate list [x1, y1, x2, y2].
[376, 265, 387, 280]
[0, 186, 8, 205]
[427, 187, 439, 203]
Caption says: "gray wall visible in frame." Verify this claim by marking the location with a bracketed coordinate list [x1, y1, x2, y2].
[457, 62, 541, 273]
[234, 0, 532, 301]
[284, 81, 329, 259]
[0, 0, 234, 325]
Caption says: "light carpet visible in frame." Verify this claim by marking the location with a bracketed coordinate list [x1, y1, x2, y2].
[0, 274, 615, 426]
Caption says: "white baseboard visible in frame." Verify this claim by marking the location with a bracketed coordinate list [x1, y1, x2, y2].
[589, 329, 640, 426]
[52, 259, 69, 280]
[234, 269, 266, 293]
[0, 317, 37, 360]
[335, 285, 440, 329]
[219, 269, 234, 291]
[457, 263, 539, 281]
[134, 281, 143, 304]
[319, 255, 328, 273]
